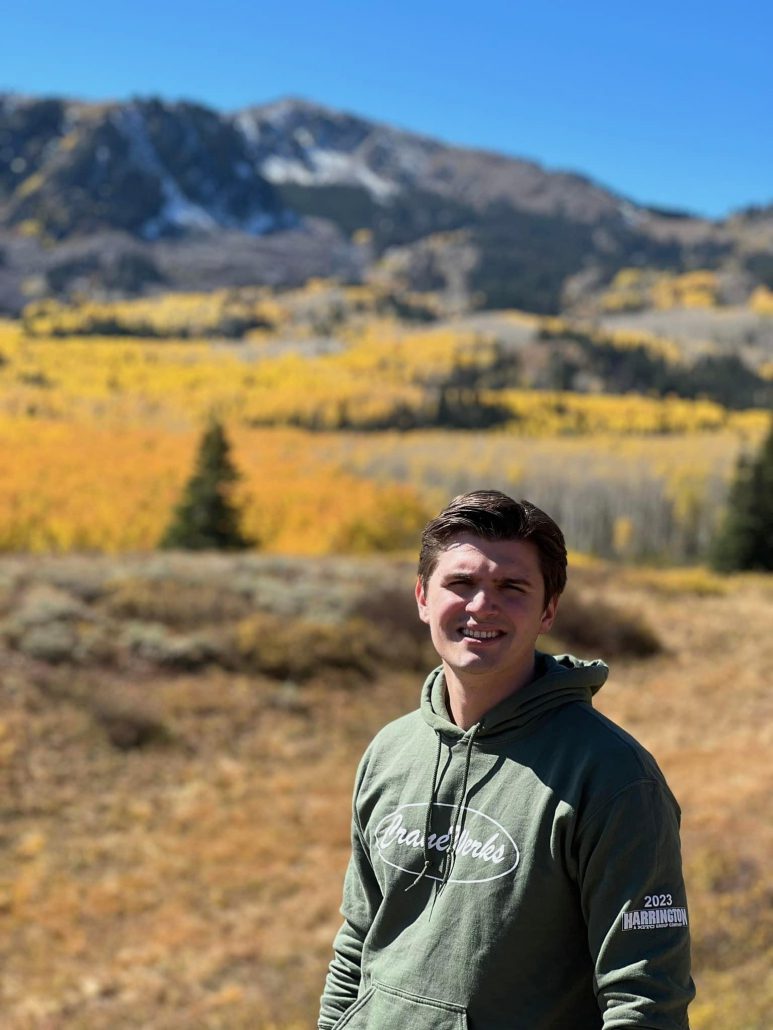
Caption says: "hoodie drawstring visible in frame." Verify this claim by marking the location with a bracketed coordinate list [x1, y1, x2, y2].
[405, 721, 482, 891]
[441, 721, 481, 886]
[405, 730, 443, 891]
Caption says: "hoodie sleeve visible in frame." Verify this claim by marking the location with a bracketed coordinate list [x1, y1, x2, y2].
[318, 761, 382, 1030]
[576, 778, 695, 1029]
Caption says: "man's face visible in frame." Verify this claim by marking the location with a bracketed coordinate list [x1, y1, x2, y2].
[415, 533, 557, 693]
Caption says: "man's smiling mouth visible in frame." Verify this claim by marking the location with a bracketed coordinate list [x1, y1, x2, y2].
[461, 628, 504, 640]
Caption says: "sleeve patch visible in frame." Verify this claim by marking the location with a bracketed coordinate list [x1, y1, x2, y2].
[622, 907, 688, 930]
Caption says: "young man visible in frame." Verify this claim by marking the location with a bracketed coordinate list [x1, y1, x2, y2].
[319, 491, 694, 1030]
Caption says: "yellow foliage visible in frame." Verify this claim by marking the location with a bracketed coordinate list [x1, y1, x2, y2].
[651, 270, 719, 310]
[749, 285, 773, 316]
[538, 316, 571, 336]
[501, 310, 541, 327]
[15, 172, 45, 200]
[0, 314, 768, 444]
[626, 566, 729, 596]
[601, 269, 721, 312]
[612, 516, 634, 555]
[605, 327, 683, 364]
[600, 269, 650, 312]
[0, 308, 768, 557]
[612, 268, 647, 289]
[0, 320, 506, 430]
[20, 279, 447, 341]
[0, 418, 430, 554]
[17, 220, 42, 238]
[537, 317, 683, 365]
[599, 290, 646, 313]
[59, 131, 80, 151]
[492, 389, 741, 435]
[22, 289, 287, 339]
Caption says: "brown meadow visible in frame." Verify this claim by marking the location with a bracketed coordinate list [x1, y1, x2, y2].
[0, 553, 770, 1028]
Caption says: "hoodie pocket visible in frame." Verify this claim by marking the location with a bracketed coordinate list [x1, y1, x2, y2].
[333, 980, 468, 1029]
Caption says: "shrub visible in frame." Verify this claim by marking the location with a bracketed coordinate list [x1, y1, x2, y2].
[4, 584, 104, 664]
[121, 622, 223, 670]
[43, 560, 112, 603]
[12, 584, 86, 628]
[551, 588, 662, 658]
[233, 613, 387, 680]
[103, 577, 252, 628]
[18, 622, 78, 663]
[630, 567, 729, 597]
[91, 689, 172, 750]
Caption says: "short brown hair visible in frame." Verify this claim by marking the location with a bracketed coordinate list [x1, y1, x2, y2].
[418, 490, 567, 606]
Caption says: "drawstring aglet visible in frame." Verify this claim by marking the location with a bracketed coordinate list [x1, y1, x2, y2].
[404, 859, 431, 891]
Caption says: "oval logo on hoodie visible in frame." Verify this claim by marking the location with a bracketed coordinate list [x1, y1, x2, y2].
[374, 802, 520, 884]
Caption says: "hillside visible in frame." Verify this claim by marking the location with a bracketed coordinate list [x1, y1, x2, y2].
[0, 552, 770, 1028]
[1, 93, 772, 315]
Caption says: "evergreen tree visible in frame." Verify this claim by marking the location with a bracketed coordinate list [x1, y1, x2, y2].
[711, 418, 773, 571]
[160, 418, 251, 551]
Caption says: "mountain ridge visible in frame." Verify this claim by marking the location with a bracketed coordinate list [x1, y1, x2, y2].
[0, 91, 770, 315]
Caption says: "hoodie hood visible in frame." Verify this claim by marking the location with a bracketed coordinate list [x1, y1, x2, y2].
[420, 651, 609, 742]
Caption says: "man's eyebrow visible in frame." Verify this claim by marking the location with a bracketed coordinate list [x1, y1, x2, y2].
[441, 572, 535, 586]
[498, 575, 533, 586]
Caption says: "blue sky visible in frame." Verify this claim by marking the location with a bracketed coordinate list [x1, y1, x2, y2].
[3, 1, 770, 218]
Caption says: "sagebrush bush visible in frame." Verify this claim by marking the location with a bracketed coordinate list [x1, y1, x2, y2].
[12, 585, 87, 628]
[551, 588, 662, 658]
[91, 689, 173, 750]
[0, 580, 15, 618]
[629, 566, 728, 597]
[233, 614, 386, 680]
[18, 622, 78, 663]
[4, 584, 107, 664]
[43, 560, 111, 603]
[104, 577, 253, 628]
[354, 581, 425, 641]
[0, 557, 432, 678]
[121, 622, 223, 670]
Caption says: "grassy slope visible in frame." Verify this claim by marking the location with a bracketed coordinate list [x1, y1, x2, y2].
[0, 555, 770, 1028]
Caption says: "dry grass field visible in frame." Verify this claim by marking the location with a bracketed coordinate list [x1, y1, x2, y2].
[0, 553, 770, 1029]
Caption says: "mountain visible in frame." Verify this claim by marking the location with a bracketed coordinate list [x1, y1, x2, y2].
[0, 92, 770, 315]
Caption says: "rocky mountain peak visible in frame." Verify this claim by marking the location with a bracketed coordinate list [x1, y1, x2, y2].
[0, 91, 770, 316]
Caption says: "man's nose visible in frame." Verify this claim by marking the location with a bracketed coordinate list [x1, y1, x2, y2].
[466, 588, 498, 614]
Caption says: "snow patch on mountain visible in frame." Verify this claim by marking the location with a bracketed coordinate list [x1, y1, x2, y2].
[108, 103, 284, 238]
[112, 105, 215, 238]
[261, 149, 397, 199]
[234, 101, 436, 200]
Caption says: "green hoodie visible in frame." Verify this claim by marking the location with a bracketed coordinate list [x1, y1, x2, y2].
[319, 654, 694, 1029]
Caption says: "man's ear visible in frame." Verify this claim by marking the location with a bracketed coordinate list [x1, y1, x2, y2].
[415, 577, 430, 624]
[539, 595, 558, 635]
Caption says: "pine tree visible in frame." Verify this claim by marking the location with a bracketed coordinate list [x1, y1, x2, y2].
[160, 418, 252, 551]
[711, 418, 773, 571]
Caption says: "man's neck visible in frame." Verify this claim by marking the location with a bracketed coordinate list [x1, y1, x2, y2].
[445, 657, 537, 730]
